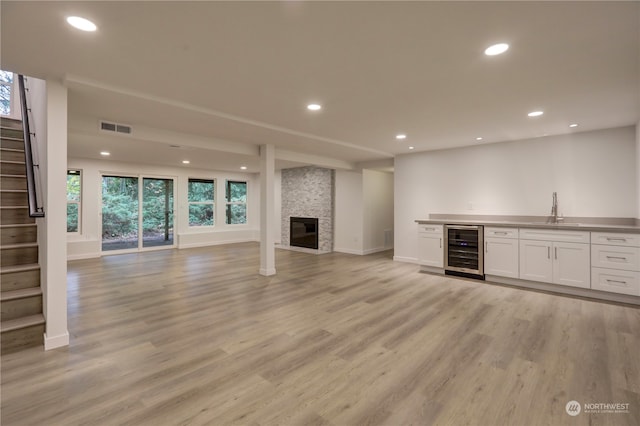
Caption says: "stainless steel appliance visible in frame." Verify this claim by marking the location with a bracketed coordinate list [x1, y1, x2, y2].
[445, 224, 484, 278]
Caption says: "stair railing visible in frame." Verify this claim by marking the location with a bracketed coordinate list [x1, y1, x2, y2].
[17, 74, 45, 218]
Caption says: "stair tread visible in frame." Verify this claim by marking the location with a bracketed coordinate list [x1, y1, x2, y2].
[1, 314, 45, 333]
[0, 263, 40, 273]
[0, 136, 23, 142]
[0, 147, 25, 152]
[0, 242, 38, 249]
[0, 189, 27, 192]
[0, 174, 26, 178]
[1, 287, 42, 301]
[0, 223, 37, 229]
[0, 206, 28, 209]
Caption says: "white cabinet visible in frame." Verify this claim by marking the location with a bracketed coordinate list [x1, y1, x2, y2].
[519, 239, 553, 283]
[591, 268, 640, 296]
[553, 242, 591, 288]
[417, 224, 443, 268]
[519, 229, 590, 288]
[484, 227, 518, 278]
[591, 232, 640, 296]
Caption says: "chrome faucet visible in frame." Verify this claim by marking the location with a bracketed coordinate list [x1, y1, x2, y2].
[550, 192, 563, 223]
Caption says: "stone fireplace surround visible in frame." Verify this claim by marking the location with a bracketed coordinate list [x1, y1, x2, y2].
[281, 166, 334, 253]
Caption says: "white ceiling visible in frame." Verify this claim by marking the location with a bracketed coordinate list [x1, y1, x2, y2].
[2, 1, 639, 172]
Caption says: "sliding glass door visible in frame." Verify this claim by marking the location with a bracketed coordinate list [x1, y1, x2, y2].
[102, 176, 139, 251]
[102, 175, 175, 253]
[142, 178, 174, 248]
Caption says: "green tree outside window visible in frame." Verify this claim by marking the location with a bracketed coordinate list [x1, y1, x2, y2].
[67, 170, 81, 232]
[225, 180, 247, 224]
[188, 179, 215, 226]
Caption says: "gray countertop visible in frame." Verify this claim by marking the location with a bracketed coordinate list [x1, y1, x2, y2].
[415, 218, 640, 233]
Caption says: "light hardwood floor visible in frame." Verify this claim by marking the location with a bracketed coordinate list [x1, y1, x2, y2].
[1, 242, 639, 425]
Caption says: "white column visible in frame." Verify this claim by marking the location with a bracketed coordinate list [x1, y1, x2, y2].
[44, 80, 69, 349]
[260, 144, 276, 276]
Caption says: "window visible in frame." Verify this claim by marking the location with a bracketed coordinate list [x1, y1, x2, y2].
[188, 179, 215, 226]
[0, 70, 13, 116]
[67, 170, 81, 232]
[225, 180, 247, 224]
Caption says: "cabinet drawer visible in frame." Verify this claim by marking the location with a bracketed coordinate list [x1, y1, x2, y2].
[591, 267, 640, 296]
[485, 227, 518, 239]
[591, 245, 640, 272]
[591, 232, 640, 247]
[518, 229, 590, 244]
[418, 224, 443, 235]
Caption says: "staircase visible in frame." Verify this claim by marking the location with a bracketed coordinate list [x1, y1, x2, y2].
[0, 117, 44, 354]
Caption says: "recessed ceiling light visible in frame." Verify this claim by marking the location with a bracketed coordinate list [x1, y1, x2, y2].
[484, 43, 509, 56]
[100, 151, 110, 156]
[66, 16, 97, 32]
[307, 104, 322, 111]
[569, 123, 578, 128]
[182, 160, 190, 164]
[396, 134, 407, 140]
[408, 146, 415, 150]
[527, 111, 544, 117]
[240, 166, 247, 170]
[476, 137, 483, 141]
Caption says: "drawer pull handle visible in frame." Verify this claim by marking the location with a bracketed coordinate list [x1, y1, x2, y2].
[606, 256, 628, 262]
[606, 279, 628, 285]
[606, 237, 627, 242]
[494, 232, 508, 235]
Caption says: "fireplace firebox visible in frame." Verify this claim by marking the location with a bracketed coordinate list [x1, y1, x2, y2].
[290, 217, 319, 250]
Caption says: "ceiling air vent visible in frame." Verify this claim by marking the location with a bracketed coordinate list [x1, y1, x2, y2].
[99, 120, 132, 135]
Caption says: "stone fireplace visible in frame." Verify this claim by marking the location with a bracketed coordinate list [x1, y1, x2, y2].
[281, 166, 334, 253]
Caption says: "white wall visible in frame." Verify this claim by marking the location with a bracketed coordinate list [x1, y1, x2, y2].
[334, 169, 394, 255]
[67, 158, 259, 259]
[362, 169, 394, 254]
[637, 121, 640, 219]
[334, 170, 364, 254]
[394, 126, 637, 262]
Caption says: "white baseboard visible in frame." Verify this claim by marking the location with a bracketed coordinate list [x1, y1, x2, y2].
[44, 331, 70, 350]
[67, 252, 100, 261]
[363, 246, 390, 255]
[178, 238, 257, 249]
[333, 247, 364, 255]
[393, 255, 420, 264]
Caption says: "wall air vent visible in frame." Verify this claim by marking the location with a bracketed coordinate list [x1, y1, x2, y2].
[99, 120, 132, 135]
